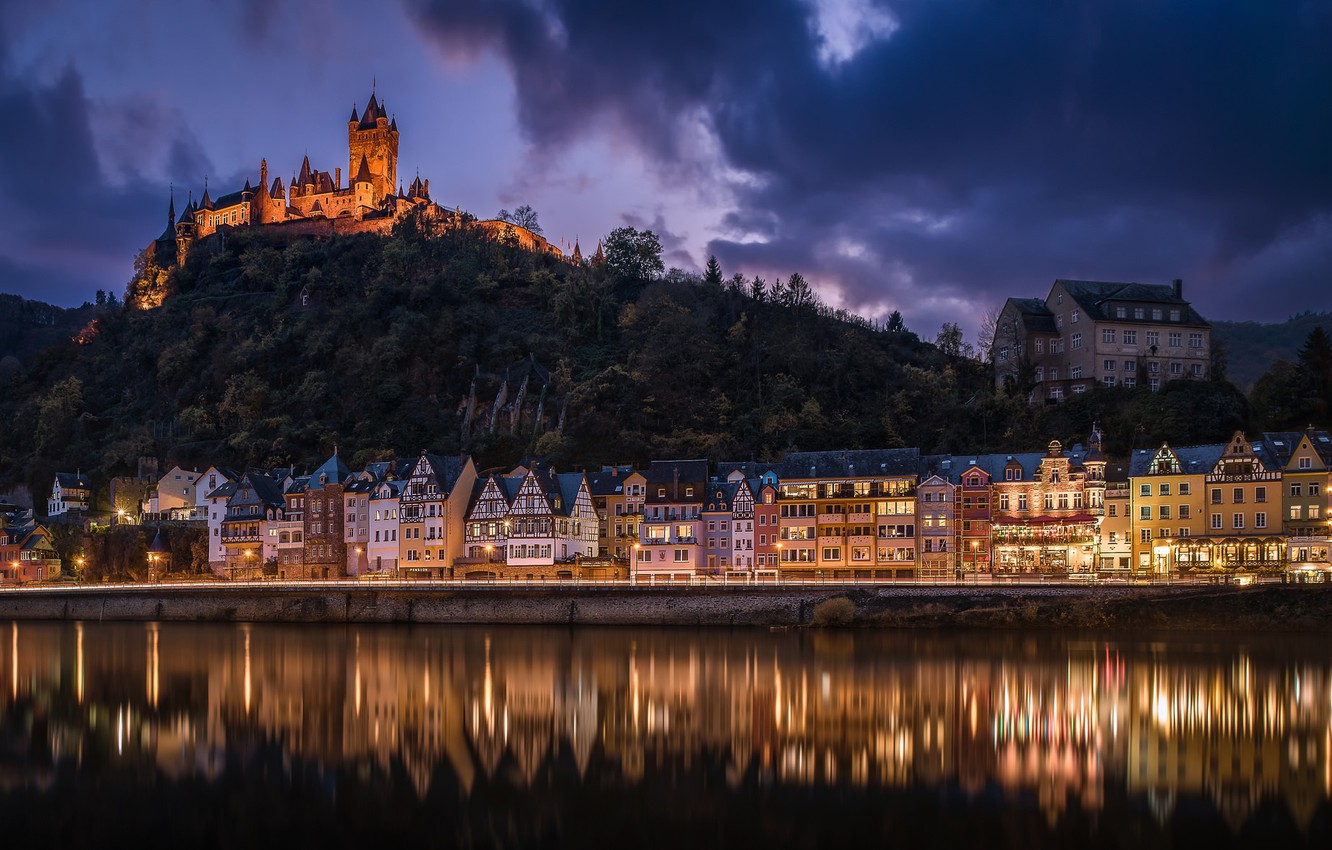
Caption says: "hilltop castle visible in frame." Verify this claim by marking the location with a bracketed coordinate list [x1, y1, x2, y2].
[149, 87, 565, 269]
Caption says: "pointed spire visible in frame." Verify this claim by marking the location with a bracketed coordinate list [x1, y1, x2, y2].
[353, 153, 373, 185]
[390, 114, 397, 132]
[167, 184, 176, 226]
[298, 154, 313, 185]
[200, 177, 213, 210]
[349, 103, 359, 123]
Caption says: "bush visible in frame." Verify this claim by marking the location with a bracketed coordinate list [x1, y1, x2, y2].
[811, 596, 856, 627]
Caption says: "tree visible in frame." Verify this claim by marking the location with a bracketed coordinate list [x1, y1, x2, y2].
[749, 276, 767, 303]
[975, 307, 1000, 363]
[786, 272, 815, 312]
[886, 310, 907, 334]
[703, 255, 724, 287]
[511, 204, 542, 235]
[602, 226, 664, 283]
[1299, 327, 1332, 416]
[935, 322, 974, 359]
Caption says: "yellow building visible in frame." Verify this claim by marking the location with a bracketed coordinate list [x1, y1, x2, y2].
[586, 466, 646, 561]
[1264, 429, 1332, 577]
[1127, 442, 1223, 573]
[1198, 432, 1283, 571]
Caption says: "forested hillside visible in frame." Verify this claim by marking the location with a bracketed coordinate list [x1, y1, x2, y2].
[0, 213, 1269, 501]
[1213, 311, 1332, 390]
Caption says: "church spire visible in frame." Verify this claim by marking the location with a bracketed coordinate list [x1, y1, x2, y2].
[167, 184, 175, 227]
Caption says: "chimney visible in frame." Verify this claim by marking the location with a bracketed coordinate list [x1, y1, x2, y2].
[1173, 278, 1182, 299]
[335, 167, 341, 189]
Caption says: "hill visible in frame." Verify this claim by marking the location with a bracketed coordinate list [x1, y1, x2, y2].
[0, 215, 1258, 500]
[1212, 312, 1332, 390]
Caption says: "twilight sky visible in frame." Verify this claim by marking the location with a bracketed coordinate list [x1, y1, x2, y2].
[1, 0, 1329, 340]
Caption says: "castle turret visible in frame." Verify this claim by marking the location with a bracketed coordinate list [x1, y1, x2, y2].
[347, 85, 398, 203]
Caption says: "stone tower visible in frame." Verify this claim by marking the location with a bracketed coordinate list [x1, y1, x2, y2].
[347, 87, 398, 203]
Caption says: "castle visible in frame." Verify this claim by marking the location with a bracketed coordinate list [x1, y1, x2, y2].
[150, 87, 565, 268]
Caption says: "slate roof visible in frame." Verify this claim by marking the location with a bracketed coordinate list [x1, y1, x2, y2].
[715, 461, 780, 480]
[1127, 443, 1228, 478]
[778, 448, 920, 480]
[585, 465, 641, 498]
[645, 460, 711, 503]
[309, 453, 353, 487]
[1263, 430, 1332, 466]
[1055, 279, 1209, 326]
[423, 452, 469, 494]
[704, 481, 738, 513]
[1007, 297, 1057, 334]
[205, 481, 238, 501]
[54, 472, 91, 490]
[554, 473, 586, 517]
[352, 154, 373, 184]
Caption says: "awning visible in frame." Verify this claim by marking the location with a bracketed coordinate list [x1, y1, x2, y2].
[995, 513, 1098, 526]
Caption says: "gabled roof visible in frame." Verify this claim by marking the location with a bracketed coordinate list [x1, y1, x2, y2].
[1263, 430, 1332, 467]
[228, 471, 284, 510]
[779, 448, 920, 480]
[54, 472, 91, 489]
[1054, 279, 1209, 326]
[554, 473, 586, 517]
[1127, 443, 1227, 477]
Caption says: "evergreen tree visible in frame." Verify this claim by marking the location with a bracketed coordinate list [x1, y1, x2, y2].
[703, 255, 723, 287]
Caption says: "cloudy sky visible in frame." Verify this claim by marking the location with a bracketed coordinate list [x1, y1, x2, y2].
[1, 0, 1329, 340]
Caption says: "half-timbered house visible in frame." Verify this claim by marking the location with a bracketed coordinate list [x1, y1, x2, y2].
[398, 451, 477, 579]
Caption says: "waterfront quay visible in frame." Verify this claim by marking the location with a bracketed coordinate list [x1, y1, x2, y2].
[2, 578, 1329, 631]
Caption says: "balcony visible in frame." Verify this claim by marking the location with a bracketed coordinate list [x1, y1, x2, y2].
[816, 513, 847, 525]
[817, 535, 845, 547]
[847, 511, 873, 524]
[848, 534, 875, 547]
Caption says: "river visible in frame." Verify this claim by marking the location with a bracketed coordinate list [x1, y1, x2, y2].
[0, 621, 1328, 848]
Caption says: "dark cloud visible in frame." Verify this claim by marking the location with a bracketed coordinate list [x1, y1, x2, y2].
[410, 0, 1332, 333]
[0, 49, 209, 305]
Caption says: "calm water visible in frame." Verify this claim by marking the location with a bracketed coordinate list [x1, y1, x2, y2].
[1, 622, 1329, 849]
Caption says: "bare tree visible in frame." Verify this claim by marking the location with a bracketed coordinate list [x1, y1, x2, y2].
[975, 306, 1000, 363]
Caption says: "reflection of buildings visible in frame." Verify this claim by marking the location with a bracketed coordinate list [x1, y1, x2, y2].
[0, 623, 1329, 833]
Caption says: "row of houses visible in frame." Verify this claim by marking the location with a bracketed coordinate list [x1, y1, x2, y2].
[0, 505, 61, 583]
[40, 426, 1332, 583]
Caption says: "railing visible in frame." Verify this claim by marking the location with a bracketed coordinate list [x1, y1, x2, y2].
[0, 570, 1303, 593]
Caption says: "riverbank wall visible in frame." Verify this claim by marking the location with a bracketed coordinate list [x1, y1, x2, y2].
[2, 584, 1332, 630]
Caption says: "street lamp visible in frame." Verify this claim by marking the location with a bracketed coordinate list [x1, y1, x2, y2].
[632, 543, 640, 585]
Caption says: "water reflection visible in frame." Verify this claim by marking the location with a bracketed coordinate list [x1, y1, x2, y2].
[1, 622, 1330, 847]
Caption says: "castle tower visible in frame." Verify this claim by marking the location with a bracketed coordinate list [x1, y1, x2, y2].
[347, 86, 398, 203]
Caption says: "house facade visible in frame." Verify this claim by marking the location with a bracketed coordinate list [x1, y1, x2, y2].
[303, 454, 352, 580]
[916, 473, 955, 578]
[1128, 443, 1223, 573]
[776, 449, 921, 580]
[638, 460, 709, 580]
[398, 452, 477, 579]
[1266, 430, 1332, 574]
[990, 442, 1104, 574]
[47, 472, 92, 517]
[993, 279, 1211, 402]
